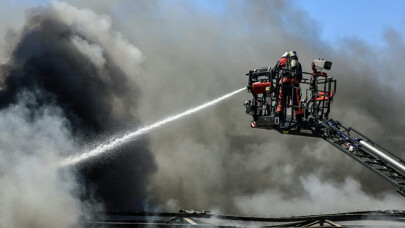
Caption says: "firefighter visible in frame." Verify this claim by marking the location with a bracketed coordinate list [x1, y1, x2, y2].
[274, 51, 304, 122]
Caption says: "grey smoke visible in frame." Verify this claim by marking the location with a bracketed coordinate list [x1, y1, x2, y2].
[0, 92, 85, 227]
[0, 1, 404, 226]
[69, 0, 405, 214]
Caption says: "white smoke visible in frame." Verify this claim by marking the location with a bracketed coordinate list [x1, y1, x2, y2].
[235, 175, 404, 217]
[0, 92, 85, 228]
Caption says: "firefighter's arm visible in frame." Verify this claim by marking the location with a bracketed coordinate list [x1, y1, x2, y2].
[271, 60, 284, 79]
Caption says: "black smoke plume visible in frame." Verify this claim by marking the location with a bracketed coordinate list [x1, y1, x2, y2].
[0, 5, 155, 211]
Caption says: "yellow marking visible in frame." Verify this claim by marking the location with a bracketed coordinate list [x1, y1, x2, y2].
[282, 130, 289, 134]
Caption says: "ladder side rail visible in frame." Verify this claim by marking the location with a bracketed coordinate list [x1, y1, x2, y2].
[319, 121, 405, 195]
[320, 120, 405, 171]
[344, 127, 405, 177]
[359, 140, 405, 177]
[323, 137, 404, 189]
[349, 127, 405, 163]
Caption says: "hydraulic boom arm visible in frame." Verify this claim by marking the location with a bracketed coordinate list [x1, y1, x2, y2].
[319, 120, 405, 196]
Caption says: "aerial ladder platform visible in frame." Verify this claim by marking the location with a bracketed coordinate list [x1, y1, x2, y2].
[244, 58, 405, 196]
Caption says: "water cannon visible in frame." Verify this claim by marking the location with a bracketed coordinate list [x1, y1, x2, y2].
[313, 59, 332, 70]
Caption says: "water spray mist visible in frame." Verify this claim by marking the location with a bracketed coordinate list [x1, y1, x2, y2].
[59, 87, 245, 167]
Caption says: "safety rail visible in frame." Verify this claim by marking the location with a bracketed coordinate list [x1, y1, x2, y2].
[245, 67, 336, 137]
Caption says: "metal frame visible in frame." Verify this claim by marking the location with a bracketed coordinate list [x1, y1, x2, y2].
[89, 210, 405, 227]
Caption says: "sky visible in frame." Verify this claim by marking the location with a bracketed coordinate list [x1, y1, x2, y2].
[292, 0, 405, 46]
[2, 0, 405, 47]
[191, 0, 405, 46]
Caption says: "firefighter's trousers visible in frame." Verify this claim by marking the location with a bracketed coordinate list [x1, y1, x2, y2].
[276, 80, 303, 119]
